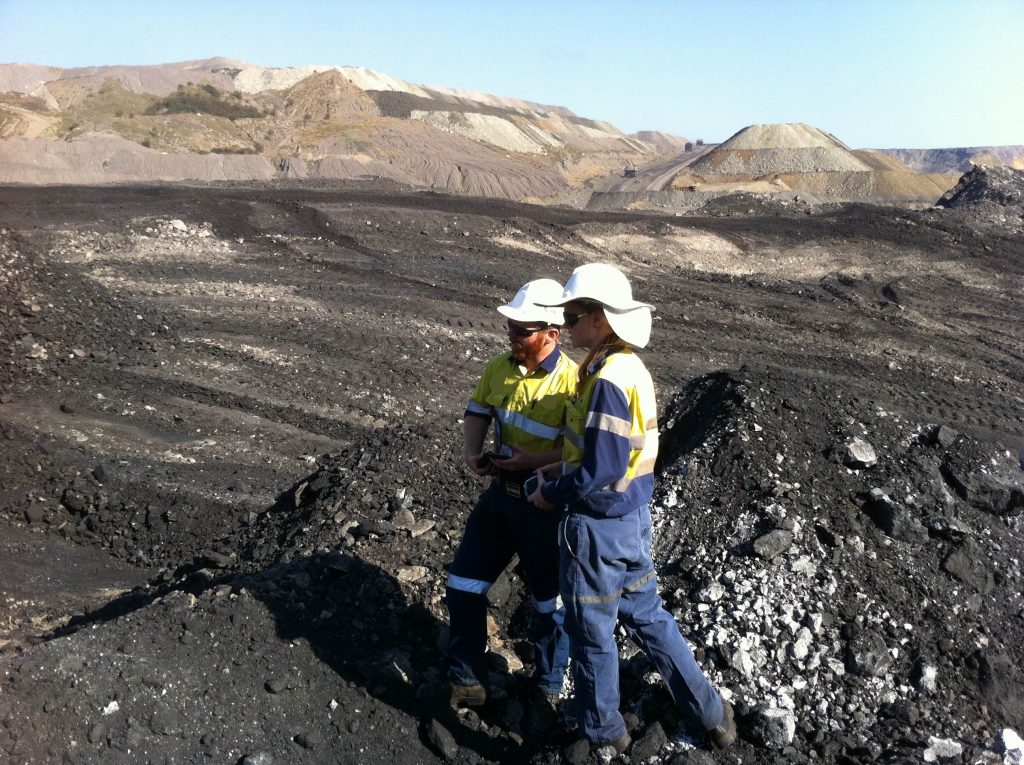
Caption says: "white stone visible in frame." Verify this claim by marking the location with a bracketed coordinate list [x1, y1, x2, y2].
[923, 736, 962, 762]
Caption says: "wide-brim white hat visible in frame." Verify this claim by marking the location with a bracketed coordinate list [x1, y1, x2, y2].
[496, 278, 566, 325]
[540, 263, 654, 347]
[604, 306, 653, 349]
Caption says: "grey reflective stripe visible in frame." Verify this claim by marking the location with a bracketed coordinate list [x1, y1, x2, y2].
[447, 574, 491, 594]
[572, 570, 655, 604]
[466, 401, 491, 416]
[495, 407, 560, 441]
[565, 429, 584, 448]
[628, 433, 647, 450]
[534, 595, 563, 614]
[585, 411, 632, 439]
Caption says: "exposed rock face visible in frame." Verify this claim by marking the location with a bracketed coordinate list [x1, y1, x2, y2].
[0, 57, 657, 199]
[878, 145, 1024, 174]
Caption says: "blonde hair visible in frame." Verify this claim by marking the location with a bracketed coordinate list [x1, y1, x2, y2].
[578, 332, 629, 389]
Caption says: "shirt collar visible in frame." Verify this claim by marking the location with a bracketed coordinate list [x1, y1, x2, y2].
[508, 345, 561, 375]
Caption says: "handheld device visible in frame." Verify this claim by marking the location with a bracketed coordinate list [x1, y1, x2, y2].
[523, 475, 539, 497]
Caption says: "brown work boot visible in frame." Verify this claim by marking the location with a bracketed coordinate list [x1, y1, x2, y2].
[449, 682, 487, 708]
[710, 700, 737, 749]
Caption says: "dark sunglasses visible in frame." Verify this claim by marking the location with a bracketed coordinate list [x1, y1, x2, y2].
[563, 310, 591, 327]
[507, 322, 549, 338]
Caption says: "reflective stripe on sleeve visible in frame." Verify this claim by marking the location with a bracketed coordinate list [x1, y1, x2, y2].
[584, 410, 632, 439]
[466, 401, 491, 417]
[446, 574, 491, 594]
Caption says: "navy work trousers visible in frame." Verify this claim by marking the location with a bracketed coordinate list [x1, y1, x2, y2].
[446, 483, 569, 694]
[560, 503, 725, 744]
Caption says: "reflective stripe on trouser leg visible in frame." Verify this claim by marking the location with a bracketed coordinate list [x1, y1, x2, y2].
[531, 595, 567, 695]
[559, 512, 629, 743]
[445, 486, 515, 687]
[515, 503, 570, 695]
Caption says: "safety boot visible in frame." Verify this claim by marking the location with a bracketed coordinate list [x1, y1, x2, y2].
[710, 700, 737, 749]
[449, 682, 487, 708]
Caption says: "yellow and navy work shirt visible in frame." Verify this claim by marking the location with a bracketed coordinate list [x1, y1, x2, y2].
[541, 348, 659, 517]
[465, 348, 578, 460]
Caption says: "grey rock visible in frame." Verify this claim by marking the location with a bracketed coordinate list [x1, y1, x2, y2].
[753, 529, 793, 560]
[23, 504, 45, 524]
[863, 489, 928, 543]
[564, 738, 590, 764]
[242, 754, 274, 765]
[425, 718, 459, 760]
[695, 580, 726, 602]
[923, 736, 962, 761]
[631, 721, 667, 760]
[669, 751, 717, 765]
[265, 675, 298, 694]
[294, 730, 323, 749]
[199, 550, 234, 568]
[843, 438, 877, 468]
[846, 631, 892, 677]
[935, 425, 960, 448]
[747, 706, 796, 748]
[942, 543, 994, 594]
[87, 722, 106, 744]
[486, 569, 514, 607]
[149, 706, 184, 736]
[62, 489, 90, 514]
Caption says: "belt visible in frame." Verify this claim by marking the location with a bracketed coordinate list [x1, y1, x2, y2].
[495, 473, 530, 499]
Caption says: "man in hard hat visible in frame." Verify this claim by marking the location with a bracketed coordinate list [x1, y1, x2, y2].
[445, 279, 578, 710]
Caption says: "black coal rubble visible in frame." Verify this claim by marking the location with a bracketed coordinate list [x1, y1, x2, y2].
[649, 368, 1024, 763]
[2, 366, 1022, 764]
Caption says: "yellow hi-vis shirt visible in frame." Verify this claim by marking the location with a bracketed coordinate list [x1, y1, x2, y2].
[464, 347, 578, 455]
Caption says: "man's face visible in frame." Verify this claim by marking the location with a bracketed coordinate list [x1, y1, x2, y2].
[507, 320, 555, 362]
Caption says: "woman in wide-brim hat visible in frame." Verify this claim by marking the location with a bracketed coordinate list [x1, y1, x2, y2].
[528, 263, 736, 753]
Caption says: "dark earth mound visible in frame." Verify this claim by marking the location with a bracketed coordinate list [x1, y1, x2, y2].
[938, 165, 1024, 232]
[0, 182, 1022, 764]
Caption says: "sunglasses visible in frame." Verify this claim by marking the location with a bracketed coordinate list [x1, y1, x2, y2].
[507, 322, 549, 338]
[563, 310, 591, 327]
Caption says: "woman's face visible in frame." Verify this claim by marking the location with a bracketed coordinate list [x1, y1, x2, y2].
[563, 301, 602, 349]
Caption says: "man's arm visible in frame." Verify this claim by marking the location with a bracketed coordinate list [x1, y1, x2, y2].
[463, 414, 492, 476]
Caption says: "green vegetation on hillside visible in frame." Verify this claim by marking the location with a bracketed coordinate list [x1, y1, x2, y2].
[145, 83, 262, 120]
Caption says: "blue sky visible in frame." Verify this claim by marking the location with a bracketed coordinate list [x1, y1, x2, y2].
[1, 0, 1021, 149]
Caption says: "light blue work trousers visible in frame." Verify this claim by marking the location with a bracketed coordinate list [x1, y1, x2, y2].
[560, 503, 725, 744]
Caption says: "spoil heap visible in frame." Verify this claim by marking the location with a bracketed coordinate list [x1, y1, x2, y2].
[689, 123, 871, 178]
[939, 166, 1024, 216]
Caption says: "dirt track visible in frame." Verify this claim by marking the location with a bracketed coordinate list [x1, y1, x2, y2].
[0, 182, 1022, 763]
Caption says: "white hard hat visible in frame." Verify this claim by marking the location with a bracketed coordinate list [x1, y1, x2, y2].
[496, 279, 566, 325]
[542, 263, 655, 348]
